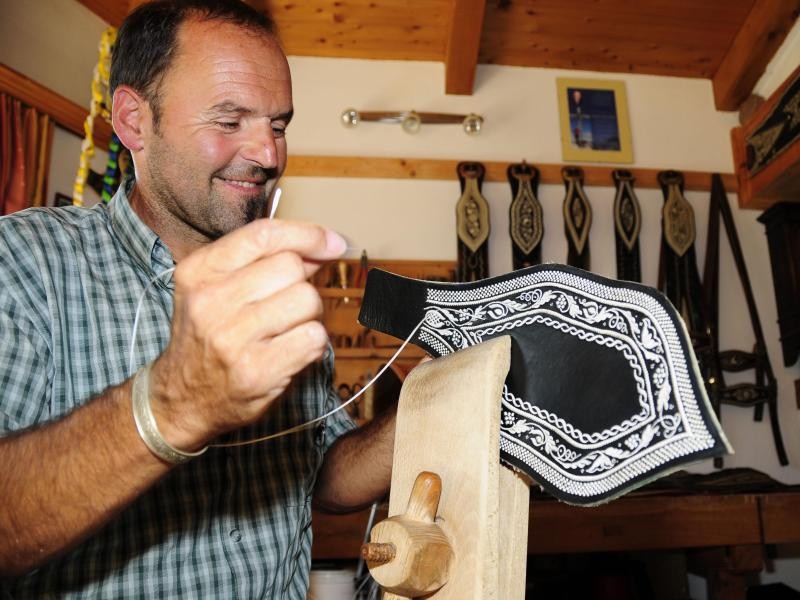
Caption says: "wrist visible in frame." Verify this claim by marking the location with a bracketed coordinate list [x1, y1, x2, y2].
[132, 362, 207, 464]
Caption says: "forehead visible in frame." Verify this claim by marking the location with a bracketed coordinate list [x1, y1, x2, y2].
[160, 18, 291, 108]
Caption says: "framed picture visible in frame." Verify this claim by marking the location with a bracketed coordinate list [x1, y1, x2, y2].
[556, 78, 633, 164]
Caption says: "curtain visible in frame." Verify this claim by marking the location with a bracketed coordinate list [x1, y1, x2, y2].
[0, 93, 55, 215]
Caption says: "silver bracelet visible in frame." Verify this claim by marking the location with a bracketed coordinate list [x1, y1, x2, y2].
[132, 363, 208, 465]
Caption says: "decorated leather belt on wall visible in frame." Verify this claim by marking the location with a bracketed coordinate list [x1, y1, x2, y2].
[657, 170, 718, 463]
[507, 162, 543, 269]
[703, 174, 788, 466]
[455, 161, 490, 282]
[562, 167, 592, 270]
[657, 170, 708, 345]
[612, 169, 642, 282]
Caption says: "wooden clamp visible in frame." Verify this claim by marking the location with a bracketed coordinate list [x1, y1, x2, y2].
[365, 336, 531, 599]
[362, 471, 453, 598]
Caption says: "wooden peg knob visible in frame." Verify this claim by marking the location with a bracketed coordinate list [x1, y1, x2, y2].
[361, 541, 396, 564]
[365, 471, 453, 597]
[405, 470, 441, 522]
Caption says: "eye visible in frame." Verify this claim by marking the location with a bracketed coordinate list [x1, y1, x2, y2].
[215, 121, 240, 131]
[272, 125, 287, 138]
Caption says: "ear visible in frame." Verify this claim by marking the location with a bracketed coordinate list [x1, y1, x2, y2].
[112, 86, 151, 152]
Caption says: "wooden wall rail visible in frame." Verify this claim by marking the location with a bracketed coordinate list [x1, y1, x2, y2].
[0, 63, 111, 151]
[286, 155, 738, 193]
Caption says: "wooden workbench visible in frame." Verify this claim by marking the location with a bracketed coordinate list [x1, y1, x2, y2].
[312, 490, 800, 599]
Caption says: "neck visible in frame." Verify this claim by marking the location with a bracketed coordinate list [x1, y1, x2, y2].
[127, 184, 207, 263]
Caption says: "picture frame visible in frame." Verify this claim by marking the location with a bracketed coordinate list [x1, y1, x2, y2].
[556, 78, 633, 164]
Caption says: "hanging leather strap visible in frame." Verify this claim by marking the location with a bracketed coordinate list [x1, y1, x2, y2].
[612, 169, 642, 282]
[703, 174, 788, 465]
[455, 161, 490, 282]
[657, 171, 721, 464]
[562, 166, 592, 270]
[507, 162, 543, 269]
[657, 170, 708, 339]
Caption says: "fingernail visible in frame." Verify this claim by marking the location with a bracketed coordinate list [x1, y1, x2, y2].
[326, 229, 347, 256]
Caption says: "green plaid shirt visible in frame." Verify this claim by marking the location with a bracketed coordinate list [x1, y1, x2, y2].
[0, 182, 354, 598]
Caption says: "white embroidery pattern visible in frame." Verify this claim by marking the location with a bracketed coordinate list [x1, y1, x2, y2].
[417, 269, 719, 501]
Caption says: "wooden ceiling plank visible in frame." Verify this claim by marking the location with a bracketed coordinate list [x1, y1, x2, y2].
[74, 0, 127, 27]
[444, 0, 487, 95]
[0, 64, 112, 151]
[712, 0, 800, 111]
[480, 0, 756, 79]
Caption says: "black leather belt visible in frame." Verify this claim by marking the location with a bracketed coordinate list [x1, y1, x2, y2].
[562, 167, 592, 270]
[612, 169, 642, 282]
[657, 170, 708, 342]
[455, 161, 490, 282]
[507, 162, 543, 269]
[703, 174, 788, 466]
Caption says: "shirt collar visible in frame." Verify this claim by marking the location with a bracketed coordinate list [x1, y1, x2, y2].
[108, 178, 175, 277]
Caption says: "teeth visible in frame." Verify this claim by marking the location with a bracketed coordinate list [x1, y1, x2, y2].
[225, 180, 259, 188]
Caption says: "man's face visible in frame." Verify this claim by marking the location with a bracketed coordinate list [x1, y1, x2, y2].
[140, 18, 293, 241]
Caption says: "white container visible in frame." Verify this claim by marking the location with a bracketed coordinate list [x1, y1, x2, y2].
[307, 568, 356, 600]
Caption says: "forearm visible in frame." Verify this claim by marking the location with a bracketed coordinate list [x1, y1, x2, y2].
[312, 406, 396, 513]
[0, 379, 172, 577]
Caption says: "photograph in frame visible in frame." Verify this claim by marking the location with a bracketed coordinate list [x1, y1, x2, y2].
[557, 78, 633, 164]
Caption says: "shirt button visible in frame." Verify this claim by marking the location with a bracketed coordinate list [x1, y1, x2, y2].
[229, 528, 242, 542]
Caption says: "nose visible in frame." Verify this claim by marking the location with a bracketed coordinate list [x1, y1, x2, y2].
[240, 120, 278, 168]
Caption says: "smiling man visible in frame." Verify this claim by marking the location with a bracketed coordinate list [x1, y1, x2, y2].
[0, 1, 394, 597]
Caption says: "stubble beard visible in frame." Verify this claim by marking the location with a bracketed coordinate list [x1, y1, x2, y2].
[146, 137, 270, 242]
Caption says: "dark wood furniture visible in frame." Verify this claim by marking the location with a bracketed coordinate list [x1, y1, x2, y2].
[312, 491, 800, 600]
[758, 203, 800, 368]
[731, 65, 800, 210]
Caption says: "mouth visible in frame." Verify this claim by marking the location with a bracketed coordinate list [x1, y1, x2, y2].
[215, 177, 267, 192]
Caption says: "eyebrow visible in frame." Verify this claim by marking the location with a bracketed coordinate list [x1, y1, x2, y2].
[207, 101, 294, 124]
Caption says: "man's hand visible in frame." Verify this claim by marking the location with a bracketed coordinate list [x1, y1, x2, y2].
[148, 219, 346, 450]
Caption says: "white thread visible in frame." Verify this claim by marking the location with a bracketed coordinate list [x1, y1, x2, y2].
[128, 256, 424, 448]
[210, 318, 424, 448]
[268, 187, 281, 219]
[128, 267, 176, 377]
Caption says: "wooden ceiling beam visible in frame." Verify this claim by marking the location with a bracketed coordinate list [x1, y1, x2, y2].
[712, 0, 800, 111]
[74, 0, 127, 27]
[444, 0, 487, 95]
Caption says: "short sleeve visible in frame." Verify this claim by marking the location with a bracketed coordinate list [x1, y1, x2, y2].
[0, 290, 52, 434]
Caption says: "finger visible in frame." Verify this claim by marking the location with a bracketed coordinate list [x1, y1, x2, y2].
[188, 219, 346, 275]
[226, 281, 323, 345]
[243, 320, 329, 391]
[219, 250, 326, 308]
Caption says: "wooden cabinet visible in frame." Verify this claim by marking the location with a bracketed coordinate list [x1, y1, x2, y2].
[731, 65, 800, 210]
[312, 258, 456, 423]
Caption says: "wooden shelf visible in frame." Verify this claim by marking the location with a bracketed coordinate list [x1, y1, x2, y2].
[286, 155, 737, 192]
[318, 288, 365, 299]
[312, 491, 800, 560]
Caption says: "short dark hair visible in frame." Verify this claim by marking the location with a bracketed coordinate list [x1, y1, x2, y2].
[110, 0, 277, 128]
